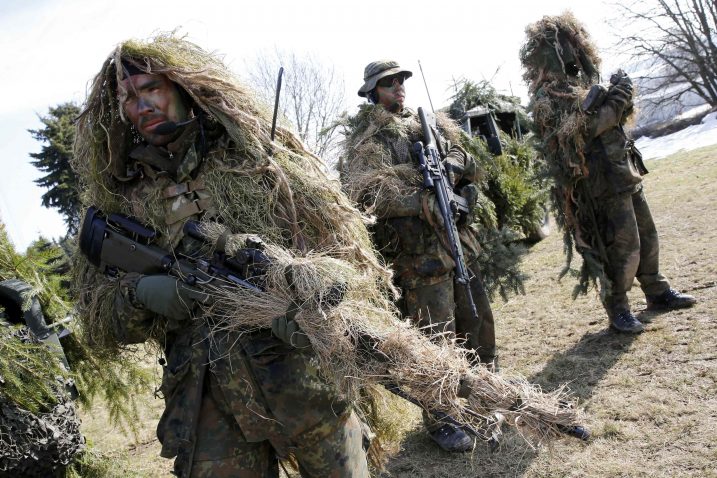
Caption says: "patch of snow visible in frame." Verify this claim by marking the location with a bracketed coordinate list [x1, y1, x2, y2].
[636, 111, 717, 160]
[675, 104, 712, 121]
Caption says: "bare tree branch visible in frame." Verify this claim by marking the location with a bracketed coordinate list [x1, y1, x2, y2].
[610, 0, 717, 118]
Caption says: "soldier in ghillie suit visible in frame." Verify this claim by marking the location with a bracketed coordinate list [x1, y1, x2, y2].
[73, 36, 588, 475]
[340, 61, 496, 452]
[520, 13, 696, 333]
[72, 35, 376, 477]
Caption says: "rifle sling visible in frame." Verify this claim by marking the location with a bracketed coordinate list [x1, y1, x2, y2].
[165, 198, 212, 225]
[163, 179, 207, 198]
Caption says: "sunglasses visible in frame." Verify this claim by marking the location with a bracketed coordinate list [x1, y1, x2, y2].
[376, 75, 405, 88]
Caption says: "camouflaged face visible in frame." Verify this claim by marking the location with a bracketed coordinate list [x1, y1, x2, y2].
[520, 12, 601, 90]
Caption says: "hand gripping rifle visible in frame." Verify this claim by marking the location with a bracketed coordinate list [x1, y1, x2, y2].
[78, 207, 590, 444]
[79, 206, 268, 294]
[413, 106, 480, 325]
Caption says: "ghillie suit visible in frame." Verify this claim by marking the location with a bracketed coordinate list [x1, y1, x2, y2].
[520, 13, 679, 322]
[339, 103, 496, 364]
[520, 12, 609, 299]
[73, 35, 583, 475]
[339, 102, 586, 442]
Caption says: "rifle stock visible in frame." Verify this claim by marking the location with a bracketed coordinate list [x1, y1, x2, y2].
[79, 207, 265, 292]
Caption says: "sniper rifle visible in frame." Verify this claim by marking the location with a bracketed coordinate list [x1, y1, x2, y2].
[78, 206, 590, 442]
[413, 106, 479, 325]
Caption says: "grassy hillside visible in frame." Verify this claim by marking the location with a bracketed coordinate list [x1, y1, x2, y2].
[80, 144, 717, 477]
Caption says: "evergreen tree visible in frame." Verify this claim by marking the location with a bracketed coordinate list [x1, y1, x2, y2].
[29, 103, 81, 235]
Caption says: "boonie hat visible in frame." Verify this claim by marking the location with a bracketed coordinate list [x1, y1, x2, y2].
[357, 60, 412, 97]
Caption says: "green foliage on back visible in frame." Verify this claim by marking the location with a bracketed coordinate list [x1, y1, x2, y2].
[0, 327, 68, 413]
[446, 80, 551, 300]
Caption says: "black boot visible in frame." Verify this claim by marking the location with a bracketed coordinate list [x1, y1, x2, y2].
[610, 311, 644, 333]
[646, 288, 696, 310]
[428, 423, 473, 452]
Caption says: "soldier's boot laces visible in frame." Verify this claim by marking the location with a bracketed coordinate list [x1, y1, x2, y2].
[610, 311, 644, 334]
[429, 423, 473, 453]
[646, 288, 696, 311]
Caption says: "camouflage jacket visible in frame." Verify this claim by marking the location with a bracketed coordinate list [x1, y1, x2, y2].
[102, 124, 351, 464]
[341, 105, 481, 288]
[534, 82, 643, 199]
[583, 89, 644, 197]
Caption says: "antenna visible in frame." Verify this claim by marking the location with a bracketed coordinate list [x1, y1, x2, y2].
[418, 60, 435, 113]
[271, 66, 284, 141]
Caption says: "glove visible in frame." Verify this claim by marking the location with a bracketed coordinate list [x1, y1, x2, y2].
[458, 184, 480, 225]
[271, 281, 347, 348]
[460, 183, 479, 209]
[607, 72, 633, 107]
[134, 275, 206, 320]
[271, 314, 311, 348]
[443, 146, 474, 187]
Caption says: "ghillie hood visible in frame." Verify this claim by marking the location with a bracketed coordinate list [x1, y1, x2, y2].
[520, 11, 601, 93]
[73, 34, 401, 366]
[520, 14, 612, 298]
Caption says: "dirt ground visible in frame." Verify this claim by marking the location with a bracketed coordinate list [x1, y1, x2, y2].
[80, 144, 717, 477]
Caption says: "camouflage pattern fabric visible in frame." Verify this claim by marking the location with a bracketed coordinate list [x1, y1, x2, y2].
[571, 88, 669, 317]
[522, 13, 673, 318]
[341, 105, 495, 361]
[103, 128, 369, 477]
[400, 262, 495, 361]
[595, 189, 670, 317]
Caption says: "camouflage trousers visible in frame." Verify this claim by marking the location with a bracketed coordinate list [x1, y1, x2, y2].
[398, 262, 495, 361]
[188, 386, 368, 477]
[597, 187, 670, 317]
[168, 333, 370, 478]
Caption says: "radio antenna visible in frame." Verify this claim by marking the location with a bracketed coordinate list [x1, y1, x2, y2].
[418, 60, 435, 113]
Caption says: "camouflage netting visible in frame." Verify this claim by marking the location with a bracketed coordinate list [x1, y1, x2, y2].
[72, 33, 583, 465]
[0, 328, 84, 477]
[520, 12, 614, 298]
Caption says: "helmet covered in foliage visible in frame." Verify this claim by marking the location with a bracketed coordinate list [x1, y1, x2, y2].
[520, 11, 601, 91]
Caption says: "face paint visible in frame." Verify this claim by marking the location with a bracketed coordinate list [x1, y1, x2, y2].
[119, 73, 190, 146]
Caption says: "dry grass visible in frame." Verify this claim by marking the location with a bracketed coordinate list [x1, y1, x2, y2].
[80, 144, 717, 477]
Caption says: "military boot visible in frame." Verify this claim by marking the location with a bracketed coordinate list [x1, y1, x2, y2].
[646, 288, 696, 311]
[609, 311, 644, 334]
[428, 423, 473, 452]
